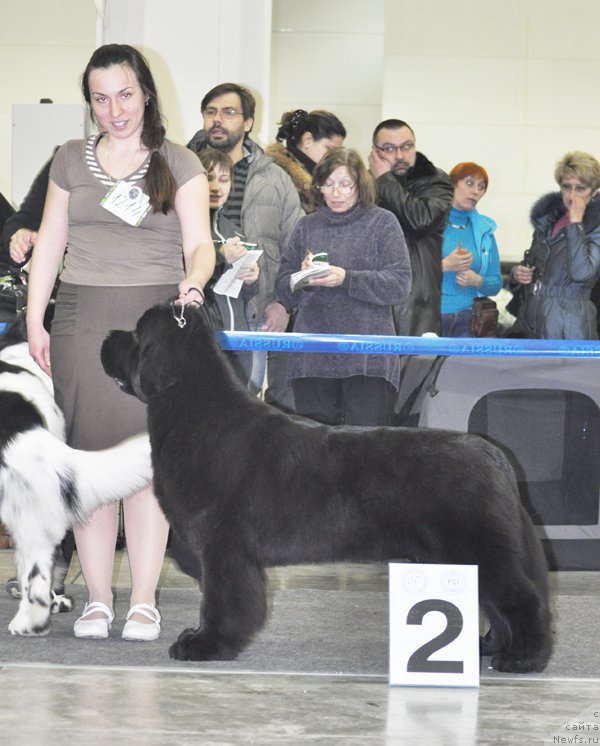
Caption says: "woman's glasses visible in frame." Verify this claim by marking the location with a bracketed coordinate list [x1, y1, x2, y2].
[318, 181, 356, 195]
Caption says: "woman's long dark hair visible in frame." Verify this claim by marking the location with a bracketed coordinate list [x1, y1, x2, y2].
[81, 44, 175, 214]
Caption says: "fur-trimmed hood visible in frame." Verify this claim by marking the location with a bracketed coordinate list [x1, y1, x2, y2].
[531, 191, 600, 232]
[404, 151, 439, 182]
[264, 142, 314, 211]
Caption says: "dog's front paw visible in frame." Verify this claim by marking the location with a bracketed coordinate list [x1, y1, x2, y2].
[169, 627, 240, 661]
[8, 608, 51, 637]
[490, 652, 547, 674]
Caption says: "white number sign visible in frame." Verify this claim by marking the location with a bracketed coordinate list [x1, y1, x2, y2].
[389, 563, 480, 688]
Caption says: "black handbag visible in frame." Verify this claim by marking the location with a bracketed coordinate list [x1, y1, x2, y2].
[470, 296, 498, 337]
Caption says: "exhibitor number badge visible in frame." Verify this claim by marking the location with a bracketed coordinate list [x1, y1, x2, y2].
[101, 181, 151, 226]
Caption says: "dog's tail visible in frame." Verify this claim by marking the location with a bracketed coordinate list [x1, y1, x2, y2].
[68, 433, 153, 520]
[0, 430, 153, 546]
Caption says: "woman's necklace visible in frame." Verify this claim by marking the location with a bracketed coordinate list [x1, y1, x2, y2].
[103, 138, 145, 185]
[449, 208, 470, 230]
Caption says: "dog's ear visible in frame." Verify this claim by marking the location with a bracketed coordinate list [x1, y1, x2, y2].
[137, 348, 178, 399]
[135, 310, 180, 399]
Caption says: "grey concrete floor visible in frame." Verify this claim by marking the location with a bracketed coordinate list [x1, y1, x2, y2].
[0, 549, 596, 745]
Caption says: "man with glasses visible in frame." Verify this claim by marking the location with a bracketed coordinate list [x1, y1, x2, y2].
[188, 83, 303, 410]
[368, 119, 453, 337]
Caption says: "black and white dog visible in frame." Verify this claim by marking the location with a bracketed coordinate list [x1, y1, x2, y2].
[0, 317, 153, 636]
[101, 303, 553, 673]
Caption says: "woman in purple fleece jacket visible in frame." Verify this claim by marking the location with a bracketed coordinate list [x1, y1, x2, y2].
[275, 147, 411, 426]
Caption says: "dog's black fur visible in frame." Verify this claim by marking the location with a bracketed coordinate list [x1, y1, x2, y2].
[101, 303, 553, 672]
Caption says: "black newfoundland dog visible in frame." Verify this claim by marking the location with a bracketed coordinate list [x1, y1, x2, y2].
[101, 303, 552, 673]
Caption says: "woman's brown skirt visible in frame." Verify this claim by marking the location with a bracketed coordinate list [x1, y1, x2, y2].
[50, 283, 178, 450]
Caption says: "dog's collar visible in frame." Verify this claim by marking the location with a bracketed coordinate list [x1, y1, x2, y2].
[172, 302, 187, 328]
[171, 293, 204, 329]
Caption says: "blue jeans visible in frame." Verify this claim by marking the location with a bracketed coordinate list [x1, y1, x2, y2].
[441, 309, 473, 337]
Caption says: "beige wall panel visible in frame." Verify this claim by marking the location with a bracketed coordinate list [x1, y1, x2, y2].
[383, 54, 526, 127]
[416, 124, 528, 191]
[527, 0, 600, 59]
[0, 0, 95, 45]
[273, 0, 383, 33]
[526, 59, 600, 129]
[384, 0, 526, 57]
[271, 32, 383, 107]
[0, 47, 94, 106]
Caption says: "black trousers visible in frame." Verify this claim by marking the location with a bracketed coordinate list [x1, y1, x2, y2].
[291, 376, 396, 426]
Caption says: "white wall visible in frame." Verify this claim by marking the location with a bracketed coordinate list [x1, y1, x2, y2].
[270, 0, 384, 157]
[99, 0, 273, 146]
[0, 0, 96, 201]
[382, 0, 600, 261]
[2, 0, 600, 264]
[0, 0, 272, 205]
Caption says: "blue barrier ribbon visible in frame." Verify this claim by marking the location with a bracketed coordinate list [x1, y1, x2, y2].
[3, 322, 599, 358]
[218, 331, 600, 358]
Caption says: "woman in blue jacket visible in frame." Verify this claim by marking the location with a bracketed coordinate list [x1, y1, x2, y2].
[441, 162, 502, 336]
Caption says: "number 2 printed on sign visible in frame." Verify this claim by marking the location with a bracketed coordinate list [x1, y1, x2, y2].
[406, 599, 464, 674]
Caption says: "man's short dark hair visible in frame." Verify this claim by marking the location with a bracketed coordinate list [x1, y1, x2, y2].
[201, 83, 256, 123]
[372, 119, 415, 144]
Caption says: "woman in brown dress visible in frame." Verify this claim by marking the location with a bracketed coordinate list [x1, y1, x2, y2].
[26, 44, 214, 642]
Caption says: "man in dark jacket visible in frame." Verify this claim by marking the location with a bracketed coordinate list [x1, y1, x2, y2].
[369, 119, 453, 336]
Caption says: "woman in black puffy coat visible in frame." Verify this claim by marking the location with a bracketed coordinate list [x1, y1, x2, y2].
[509, 151, 600, 339]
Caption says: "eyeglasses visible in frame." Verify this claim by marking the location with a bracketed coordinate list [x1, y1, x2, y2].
[318, 181, 356, 195]
[203, 106, 244, 120]
[374, 142, 415, 155]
